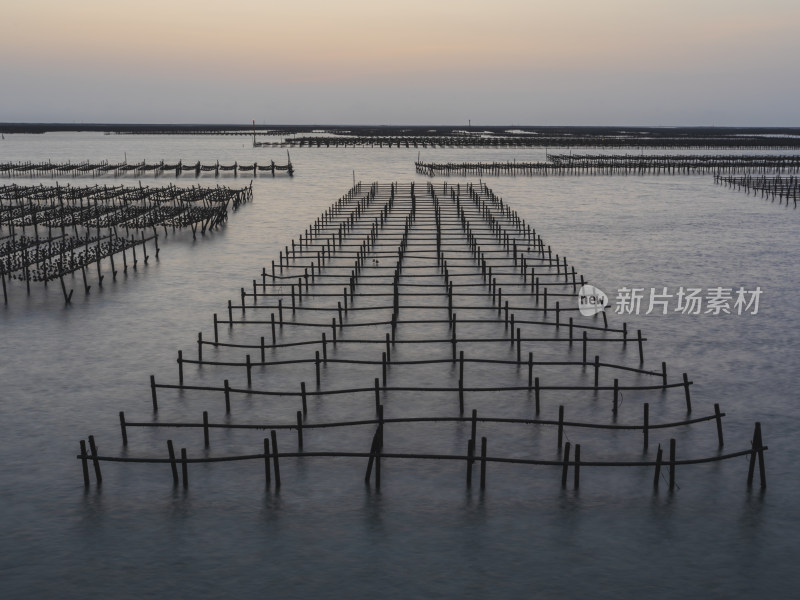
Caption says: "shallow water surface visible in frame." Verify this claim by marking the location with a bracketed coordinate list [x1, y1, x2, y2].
[0, 134, 798, 598]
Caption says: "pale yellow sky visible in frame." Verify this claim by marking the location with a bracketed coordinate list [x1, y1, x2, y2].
[2, 0, 798, 123]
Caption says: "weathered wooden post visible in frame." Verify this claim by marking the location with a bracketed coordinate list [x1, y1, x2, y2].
[582, 331, 588, 365]
[637, 330, 644, 364]
[263, 438, 271, 485]
[150, 375, 158, 411]
[181, 448, 188, 488]
[296, 411, 304, 450]
[682, 373, 692, 412]
[747, 422, 766, 488]
[466, 439, 474, 487]
[79, 440, 90, 487]
[167, 440, 178, 485]
[480, 436, 487, 489]
[654, 444, 663, 489]
[177, 350, 184, 386]
[561, 441, 571, 488]
[270, 430, 281, 487]
[594, 355, 600, 390]
[119, 411, 128, 445]
[669, 438, 676, 490]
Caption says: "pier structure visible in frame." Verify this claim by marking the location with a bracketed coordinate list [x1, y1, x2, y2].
[77, 182, 766, 493]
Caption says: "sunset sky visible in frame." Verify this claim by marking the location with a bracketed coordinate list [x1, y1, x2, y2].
[2, 0, 798, 125]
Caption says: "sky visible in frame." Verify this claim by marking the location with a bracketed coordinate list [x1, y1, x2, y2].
[1, 0, 798, 125]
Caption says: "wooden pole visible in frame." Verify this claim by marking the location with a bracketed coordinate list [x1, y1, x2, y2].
[150, 375, 158, 411]
[480, 436, 487, 489]
[181, 448, 188, 488]
[119, 411, 128, 445]
[682, 373, 692, 412]
[88, 435, 102, 484]
[224, 379, 231, 414]
[669, 438, 676, 490]
[466, 439, 474, 487]
[747, 422, 766, 488]
[527, 352, 533, 389]
[79, 440, 90, 487]
[270, 430, 281, 487]
[471, 409, 477, 451]
[561, 442, 571, 488]
[756, 423, 766, 488]
[594, 355, 599, 390]
[637, 329, 644, 364]
[296, 411, 303, 450]
[167, 440, 178, 485]
[582, 331, 587, 365]
[263, 438, 271, 485]
[654, 444, 663, 488]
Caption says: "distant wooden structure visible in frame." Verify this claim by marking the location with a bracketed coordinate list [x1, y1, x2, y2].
[0, 182, 252, 304]
[416, 154, 800, 177]
[715, 174, 799, 207]
[0, 158, 293, 178]
[257, 135, 800, 150]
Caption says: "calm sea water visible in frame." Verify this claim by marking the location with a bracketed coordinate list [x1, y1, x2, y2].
[1, 133, 798, 598]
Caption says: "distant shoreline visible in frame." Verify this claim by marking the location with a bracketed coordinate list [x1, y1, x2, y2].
[2, 123, 800, 136]
[3, 124, 800, 149]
